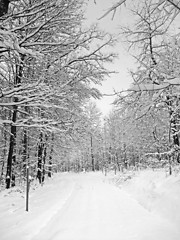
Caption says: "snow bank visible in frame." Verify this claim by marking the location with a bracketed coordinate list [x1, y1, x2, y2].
[0, 173, 75, 240]
[110, 168, 180, 229]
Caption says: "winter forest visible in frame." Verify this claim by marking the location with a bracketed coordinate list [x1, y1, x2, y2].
[0, 0, 117, 188]
[1, 0, 180, 188]
[1, 0, 180, 239]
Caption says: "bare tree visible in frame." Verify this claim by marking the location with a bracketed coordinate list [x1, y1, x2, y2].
[99, 0, 180, 19]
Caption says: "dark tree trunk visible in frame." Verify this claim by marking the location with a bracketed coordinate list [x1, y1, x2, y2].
[123, 143, 128, 169]
[0, 0, 9, 17]
[48, 133, 54, 178]
[42, 134, 48, 182]
[171, 118, 180, 146]
[6, 55, 24, 188]
[48, 155, 52, 178]
[167, 96, 180, 148]
[0, 110, 7, 184]
[37, 132, 44, 184]
[171, 118, 180, 164]
[116, 152, 121, 172]
[6, 105, 17, 188]
[90, 135, 95, 171]
[167, 95, 180, 163]
[22, 128, 28, 176]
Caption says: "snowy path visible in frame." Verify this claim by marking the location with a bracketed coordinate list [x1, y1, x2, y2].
[30, 173, 179, 240]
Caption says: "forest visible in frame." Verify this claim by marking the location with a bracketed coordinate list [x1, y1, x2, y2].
[0, 0, 180, 189]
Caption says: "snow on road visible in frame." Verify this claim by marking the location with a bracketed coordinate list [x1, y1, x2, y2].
[0, 171, 180, 240]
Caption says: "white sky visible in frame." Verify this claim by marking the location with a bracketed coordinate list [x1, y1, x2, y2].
[84, 0, 136, 117]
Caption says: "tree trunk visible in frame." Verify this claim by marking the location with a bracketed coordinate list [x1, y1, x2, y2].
[42, 134, 48, 182]
[6, 55, 24, 188]
[90, 135, 95, 171]
[22, 128, 28, 177]
[116, 152, 121, 171]
[123, 143, 128, 169]
[37, 132, 44, 184]
[48, 155, 52, 177]
[6, 105, 17, 188]
[166, 96, 180, 163]
[48, 133, 54, 177]
[0, 110, 7, 184]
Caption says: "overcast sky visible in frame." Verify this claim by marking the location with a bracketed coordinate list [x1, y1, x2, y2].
[84, 0, 136, 117]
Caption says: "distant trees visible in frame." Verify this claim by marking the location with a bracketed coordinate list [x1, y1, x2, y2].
[66, 101, 103, 172]
[83, 101, 103, 171]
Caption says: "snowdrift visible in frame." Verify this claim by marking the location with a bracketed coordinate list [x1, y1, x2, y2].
[110, 168, 180, 229]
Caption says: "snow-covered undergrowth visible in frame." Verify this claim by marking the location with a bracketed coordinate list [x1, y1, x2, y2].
[109, 167, 180, 229]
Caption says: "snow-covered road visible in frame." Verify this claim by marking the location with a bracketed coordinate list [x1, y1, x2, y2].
[1, 172, 180, 240]
[31, 173, 179, 240]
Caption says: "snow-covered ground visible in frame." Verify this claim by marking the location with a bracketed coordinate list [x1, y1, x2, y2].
[0, 169, 180, 240]
[110, 168, 180, 230]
